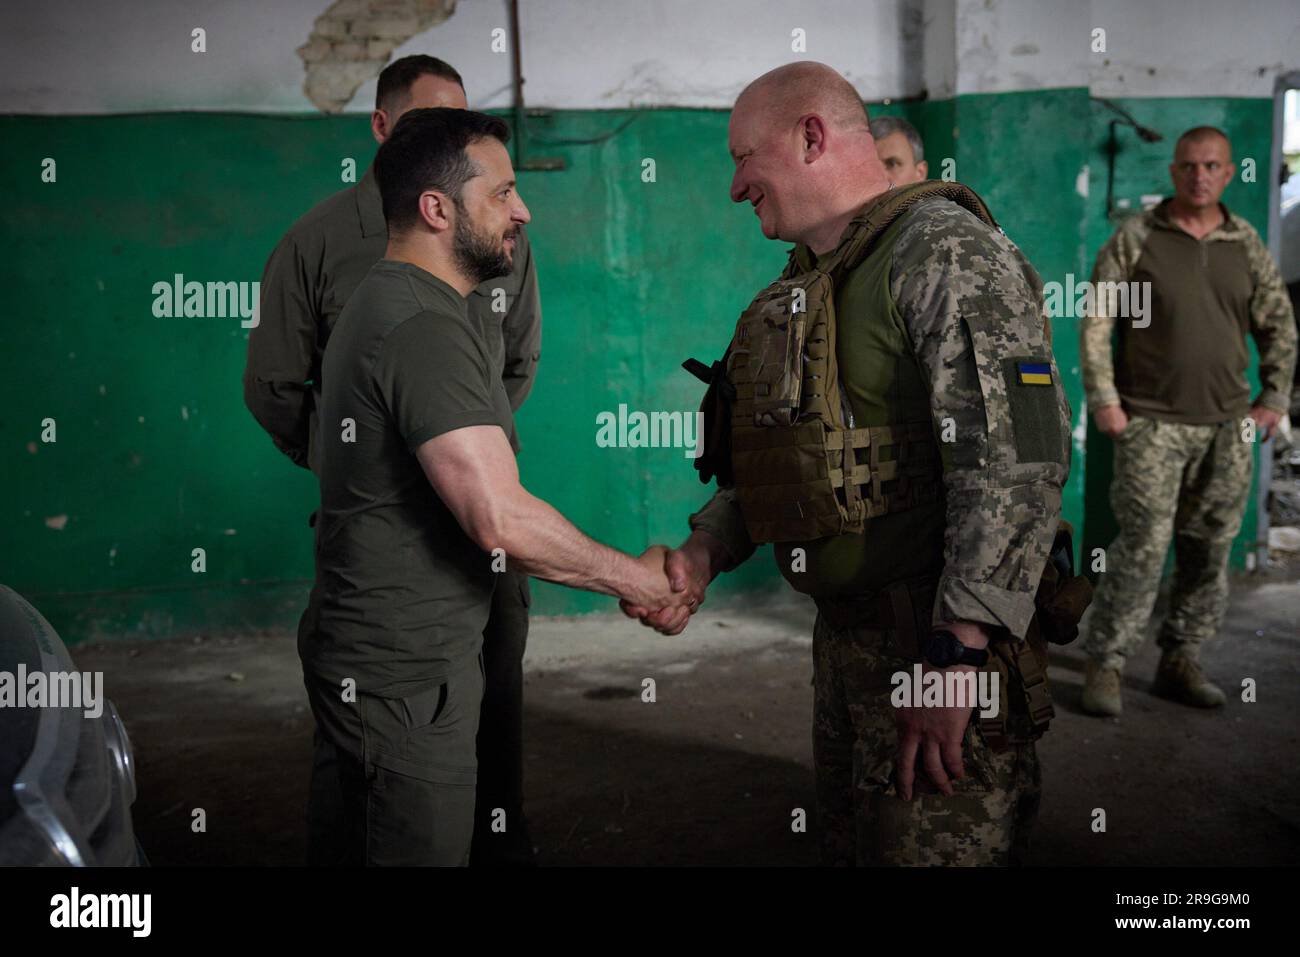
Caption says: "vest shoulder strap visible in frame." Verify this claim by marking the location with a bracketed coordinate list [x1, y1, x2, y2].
[784, 180, 1000, 282]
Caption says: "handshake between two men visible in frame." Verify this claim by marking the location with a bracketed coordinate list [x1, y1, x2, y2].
[422, 410, 998, 804]
[418, 423, 729, 633]
[620, 531, 733, 636]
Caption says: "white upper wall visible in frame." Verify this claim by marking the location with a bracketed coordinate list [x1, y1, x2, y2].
[0, 0, 925, 113]
[1088, 0, 1300, 98]
[2, 0, 322, 113]
[952, 0, 1092, 96]
[461, 0, 920, 111]
[0, 0, 1295, 114]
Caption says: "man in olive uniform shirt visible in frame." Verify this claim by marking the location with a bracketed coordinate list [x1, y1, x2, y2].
[301, 108, 684, 865]
[1079, 126, 1297, 716]
[243, 56, 541, 864]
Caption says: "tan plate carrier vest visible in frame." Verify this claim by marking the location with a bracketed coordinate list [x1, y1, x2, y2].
[717, 181, 1091, 747]
[724, 181, 996, 545]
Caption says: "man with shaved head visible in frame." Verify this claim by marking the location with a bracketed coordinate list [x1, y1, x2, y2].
[1080, 126, 1296, 717]
[626, 62, 1072, 866]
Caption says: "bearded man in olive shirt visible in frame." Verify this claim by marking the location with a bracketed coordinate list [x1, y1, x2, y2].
[299, 108, 686, 866]
[243, 56, 542, 864]
[1079, 126, 1297, 717]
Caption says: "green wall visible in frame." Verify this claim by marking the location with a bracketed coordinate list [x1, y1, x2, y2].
[0, 109, 787, 641]
[0, 93, 1275, 644]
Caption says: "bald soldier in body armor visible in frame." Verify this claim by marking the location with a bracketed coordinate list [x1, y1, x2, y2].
[625, 62, 1073, 866]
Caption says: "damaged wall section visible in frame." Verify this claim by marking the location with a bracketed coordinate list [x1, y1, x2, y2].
[297, 0, 459, 113]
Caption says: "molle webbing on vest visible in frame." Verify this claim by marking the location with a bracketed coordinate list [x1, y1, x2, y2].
[725, 181, 998, 544]
[826, 422, 943, 513]
[728, 419, 943, 543]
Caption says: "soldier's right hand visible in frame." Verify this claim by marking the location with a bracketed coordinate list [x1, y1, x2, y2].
[1093, 403, 1129, 438]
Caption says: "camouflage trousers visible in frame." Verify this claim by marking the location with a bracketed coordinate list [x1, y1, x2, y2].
[812, 614, 1041, 866]
[1086, 416, 1254, 671]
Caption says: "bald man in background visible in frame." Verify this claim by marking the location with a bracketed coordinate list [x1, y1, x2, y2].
[869, 115, 928, 185]
[244, 55, 542, 866]
[628, 62, 1070, 865]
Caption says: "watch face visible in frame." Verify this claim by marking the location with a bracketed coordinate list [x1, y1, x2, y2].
[925, 632, 958, 667]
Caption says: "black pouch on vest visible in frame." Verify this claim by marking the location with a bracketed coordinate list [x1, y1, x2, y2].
[684, 355, 736, 487]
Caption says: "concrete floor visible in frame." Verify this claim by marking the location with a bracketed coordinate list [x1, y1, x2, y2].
[74, 575, 1300, 866]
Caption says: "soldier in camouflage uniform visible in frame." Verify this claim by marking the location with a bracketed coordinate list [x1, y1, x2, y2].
[1080, 127, 1297, 717]
[624, 62, 1070, 866]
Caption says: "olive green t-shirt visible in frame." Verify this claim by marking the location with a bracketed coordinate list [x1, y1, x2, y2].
[298, 260, 517, 696]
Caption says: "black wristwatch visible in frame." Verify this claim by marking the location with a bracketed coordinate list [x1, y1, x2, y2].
[921, 630, 989, 668]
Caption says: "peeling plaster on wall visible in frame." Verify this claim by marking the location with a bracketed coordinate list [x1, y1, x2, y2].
[297, 0, 458, 113]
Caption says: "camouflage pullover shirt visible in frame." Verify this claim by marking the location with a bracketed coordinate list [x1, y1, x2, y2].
[1080, 199, 1296, 423]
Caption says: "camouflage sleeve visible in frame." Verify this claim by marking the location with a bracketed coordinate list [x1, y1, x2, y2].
[688, 487, 757, 571]
[501, 226, 543, 412]
[1079, 215, 1149, 411]
[890, 202, 1069, 640]
[1240, 221, 1298, 414]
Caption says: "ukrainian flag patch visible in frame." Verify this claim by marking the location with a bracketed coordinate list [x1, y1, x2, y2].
[1002, 356, 1065, 463]
[1016, 361, 1052, 386]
